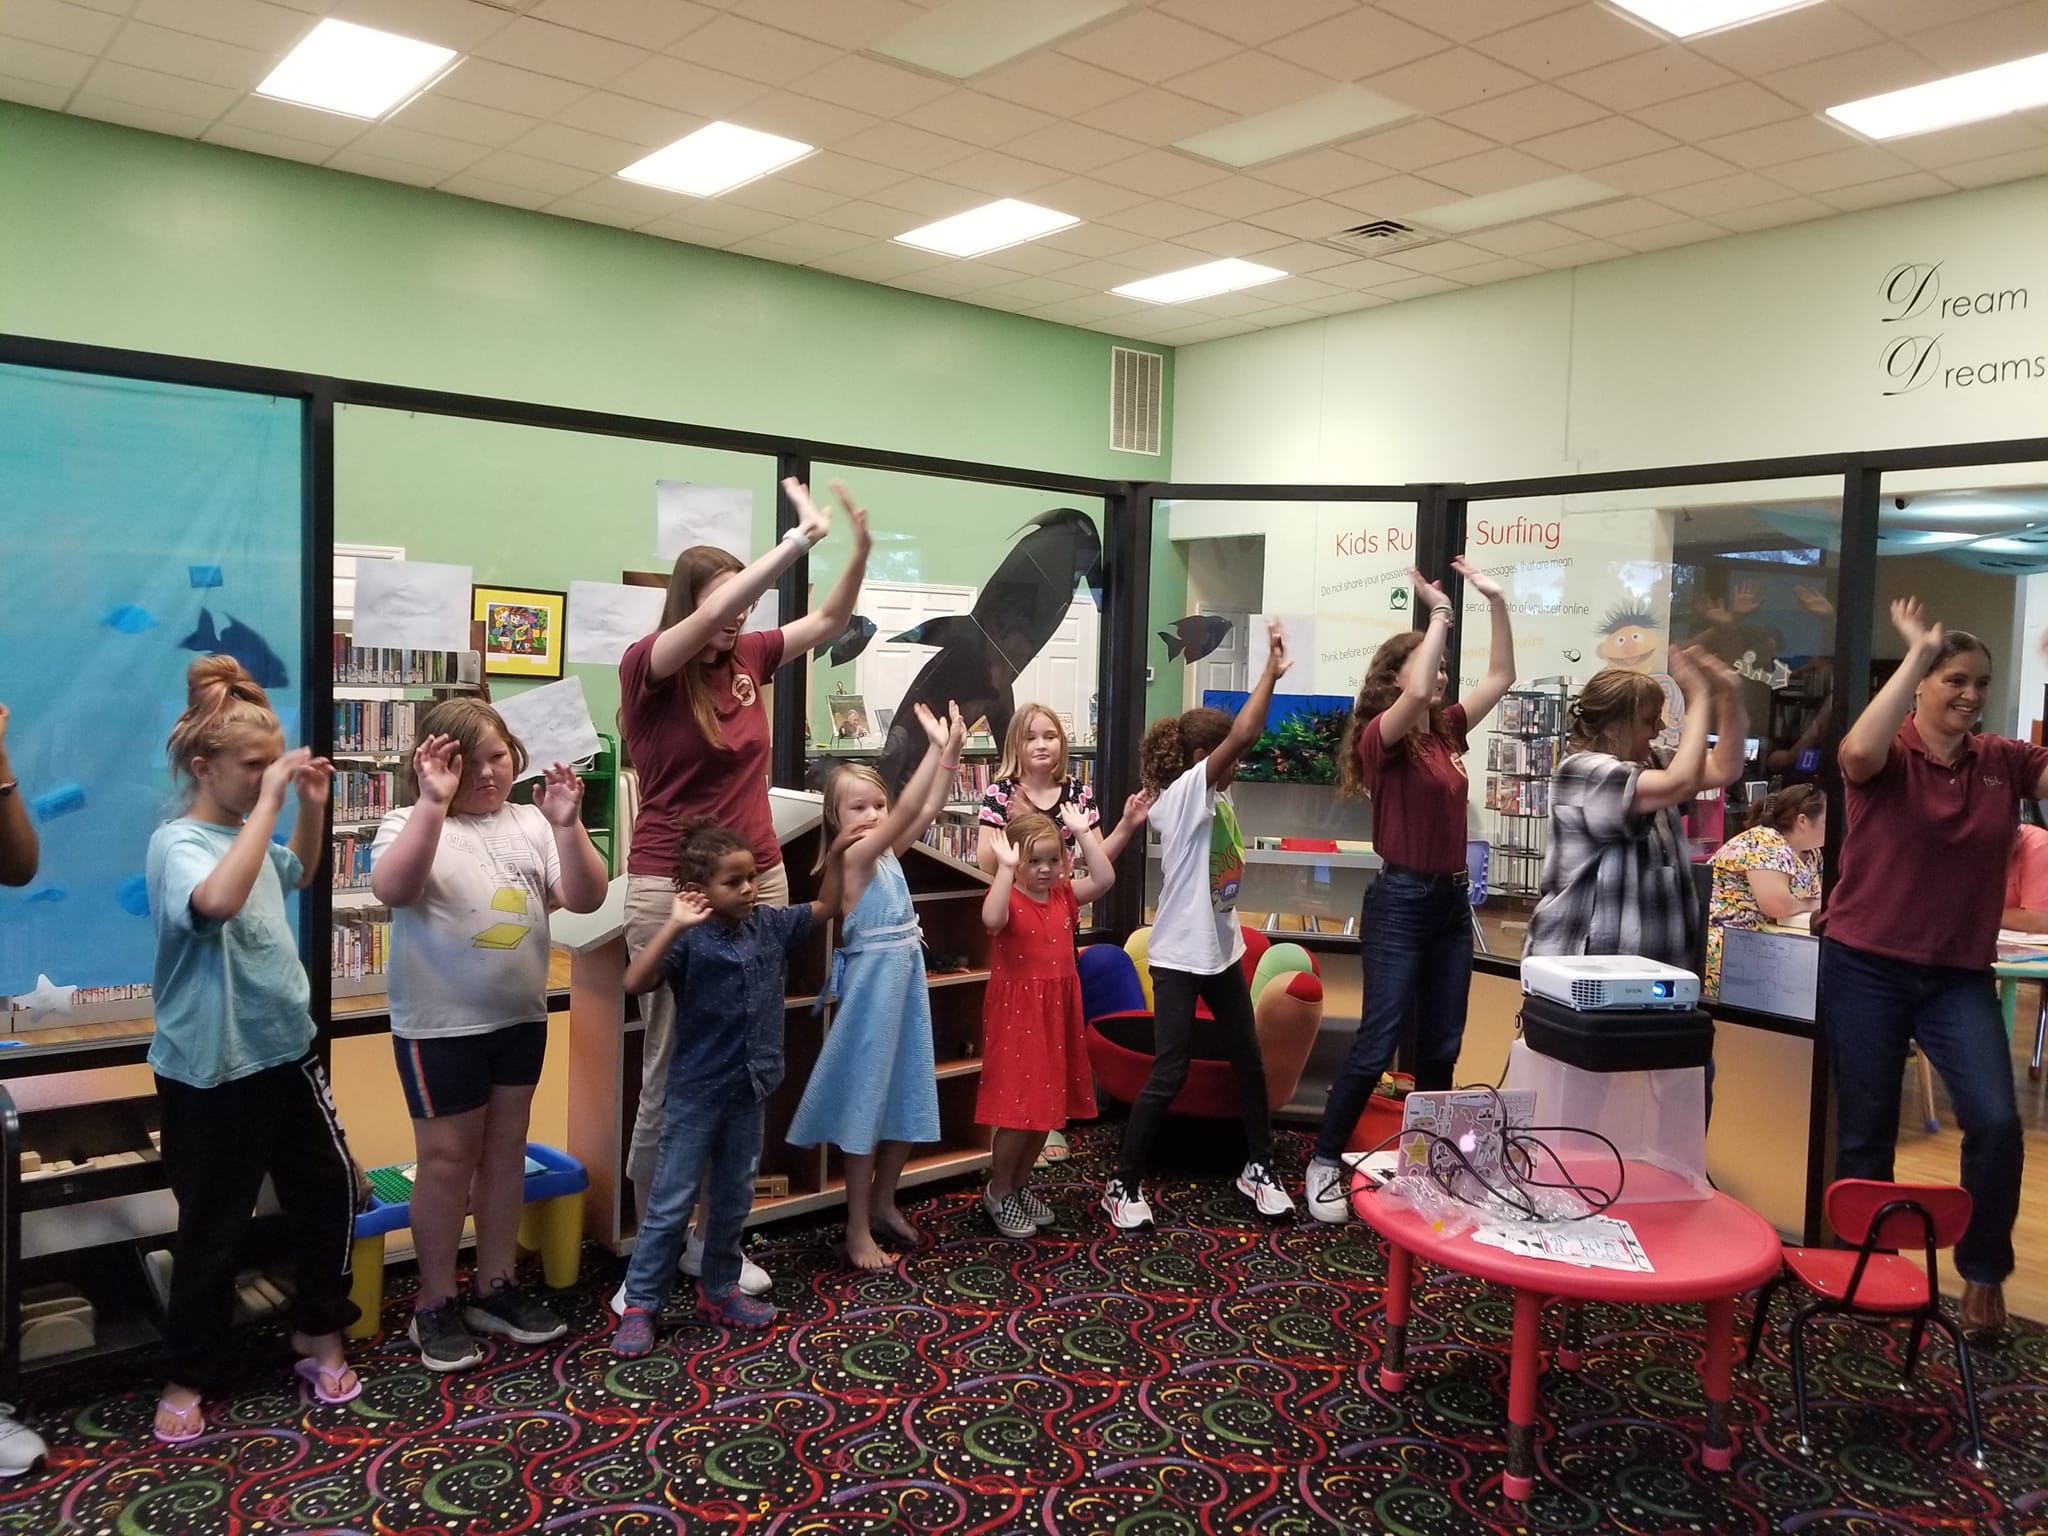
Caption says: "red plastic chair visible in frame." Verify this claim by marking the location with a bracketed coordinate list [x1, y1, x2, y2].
[1745, 1179, 1982, 1466]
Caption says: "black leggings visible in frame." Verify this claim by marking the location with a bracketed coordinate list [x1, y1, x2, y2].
[1114, 965, 1271, 1187]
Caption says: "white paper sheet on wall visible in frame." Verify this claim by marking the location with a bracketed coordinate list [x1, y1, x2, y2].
[493, 676, 602, 781]
[1249, 612, 1315, 683]
[353, 560, 473, 651]
[656, 481, 752, 562]
[564, 581, 666, 666]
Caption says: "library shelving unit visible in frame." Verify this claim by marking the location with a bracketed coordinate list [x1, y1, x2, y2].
[558, 788, 997, 1250]
[1483, 680, 1570, 901]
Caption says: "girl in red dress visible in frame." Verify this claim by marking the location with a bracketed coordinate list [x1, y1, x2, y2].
[977, 806, 1114, 1237]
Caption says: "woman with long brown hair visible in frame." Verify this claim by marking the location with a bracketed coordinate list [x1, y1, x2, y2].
[1702, 782, 1824, 999]
[1305, 559, 1515, 1224]
[618, 477, 871, 1293]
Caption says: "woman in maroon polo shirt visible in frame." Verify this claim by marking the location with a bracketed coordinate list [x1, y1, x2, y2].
[1304, 557, 1516, 1223]
[617, 477, 872, 1288]
[1824, 597, 2048, 1335]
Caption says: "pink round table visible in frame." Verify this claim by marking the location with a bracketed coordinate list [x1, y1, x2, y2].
[1352, 1172, 1783, 1502]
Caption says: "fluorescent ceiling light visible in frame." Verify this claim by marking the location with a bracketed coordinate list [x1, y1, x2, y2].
[618, 122, 814, 197]
[896, 199, 1078, 257]
[872, 0, 1125, 79]
[1113, 259, 1286, 305]
[1606, 1, 1817, 39]
[1828, 50, 2048, 140]
[1178, 85, 1413, 168]
[1415, 175, 1619, 234]
[256, 19, 455, 120]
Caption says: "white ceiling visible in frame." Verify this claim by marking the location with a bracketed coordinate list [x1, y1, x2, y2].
[5, 0, 2048, 348]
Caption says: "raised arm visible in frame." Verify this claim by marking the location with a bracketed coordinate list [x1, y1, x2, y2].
[1701, 655, 1749, 791]
[534, 762, 610, 914]
[0, 706, 37, 887]
[807, 827, 856, 926]
[1095, 789, 1152, 864]
[646, 475, 830, 682]
[286, 753, 333, 889]
[981, 827, 1019, 932]
[780, 481, 872, 657]
[1841, 598, 1941, 785]
[621, 889, 708, 995]
[192, 749, 303, 920]
[1452, 556, 1517, 726]
[1063, 801, 1116, 904]
[1631, 648, 1713, 814]
[1208, 622, 1291, 788]
[1378, 570, 1452, 745]
[371, 735, 458, 909]
[889, 703, 965, 858]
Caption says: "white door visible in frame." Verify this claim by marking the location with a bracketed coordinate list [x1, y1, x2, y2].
[1011, 595, 1101, 739]
[1191, 606, 1251, 707]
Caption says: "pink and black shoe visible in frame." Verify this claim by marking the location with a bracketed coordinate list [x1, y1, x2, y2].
[697, 1286, 776, 1330]
[611, 1306, 657, 1358]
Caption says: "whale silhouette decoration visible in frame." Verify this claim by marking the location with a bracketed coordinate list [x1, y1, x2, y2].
[875, 508, 1102, 796]
[180, 609, 291, 689]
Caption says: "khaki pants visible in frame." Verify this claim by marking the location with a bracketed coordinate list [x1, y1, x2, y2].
[623, 862, 790, 1190]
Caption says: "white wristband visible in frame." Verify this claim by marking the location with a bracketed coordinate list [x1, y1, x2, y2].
[781, 526, 812, 551]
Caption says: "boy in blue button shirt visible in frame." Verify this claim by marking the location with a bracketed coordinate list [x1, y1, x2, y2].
[612, 815, 853, 1350]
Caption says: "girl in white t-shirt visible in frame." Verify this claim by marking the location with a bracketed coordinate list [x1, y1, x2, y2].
[371, 700, 608, 1373]
[1102, 623, 1296, 1232]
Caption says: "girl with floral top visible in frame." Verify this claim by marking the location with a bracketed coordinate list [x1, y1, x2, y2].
[1703, 784, 1824, 998]
[975, 703, 1149, 881]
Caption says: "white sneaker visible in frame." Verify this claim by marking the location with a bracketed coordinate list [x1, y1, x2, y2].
[682, 1227, 772, 1296]
[1306, 1160, 1354, 1225]
[609, 1282, 628, 1318]
[1101, 1178, 1155, 1230]
[0, 1411, 43, 1477]
[1237, 1161, 1297, 1219]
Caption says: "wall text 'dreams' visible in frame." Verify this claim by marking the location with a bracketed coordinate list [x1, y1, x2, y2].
[1881, 262, 2027, 324]
[1878, 259, 2043, 397]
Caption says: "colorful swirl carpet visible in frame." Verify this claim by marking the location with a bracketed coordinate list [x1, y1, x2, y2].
[3, 1125, 2043, 1535]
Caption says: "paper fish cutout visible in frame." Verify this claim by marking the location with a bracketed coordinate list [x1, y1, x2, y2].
[876, 507, 1100, 795]
[813, 615, 878, 668]
[188, 565, 224, 588]
[31, 783, 84, 823]
[117, 875, 151, 917]
[102, 605, 158, 634]
[16, 974, 76, 1021]
[181, 609, 291, 688]
[1159, 614, 1233, 664]
[22, 888, 64, 905]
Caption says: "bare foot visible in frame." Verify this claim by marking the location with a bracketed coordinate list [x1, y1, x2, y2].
[155, 1384, 203, 1442]
[872, 1208, 920, 1247]
[844, 1232, 900, 1271]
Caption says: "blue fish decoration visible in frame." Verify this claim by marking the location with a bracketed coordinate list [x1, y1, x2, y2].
[117, 875, 150, 917]
[102, 605, 158, 634]
[31, 783, 84, 823]
[22, 887, 64, 905]
[1159, 614, 1234, 664]
[188, 564, 224, 588]
[812, 615, 878, 668]
[181, 609, 290, 688]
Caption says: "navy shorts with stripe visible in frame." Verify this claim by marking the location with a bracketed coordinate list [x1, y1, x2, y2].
[393, 1021, 547, 1119]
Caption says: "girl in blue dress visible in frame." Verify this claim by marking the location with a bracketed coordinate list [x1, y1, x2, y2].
[790, 701, 964, 1269]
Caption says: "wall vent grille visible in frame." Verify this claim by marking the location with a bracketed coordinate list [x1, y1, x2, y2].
[1110, 346, 1164, 456]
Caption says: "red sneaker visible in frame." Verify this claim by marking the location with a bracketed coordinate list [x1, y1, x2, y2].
[697, 1286, 777, 1329]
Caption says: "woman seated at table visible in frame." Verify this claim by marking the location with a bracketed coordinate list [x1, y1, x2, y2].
[2003, 822, 2048, 934]
[1702, 784, 1824, 999]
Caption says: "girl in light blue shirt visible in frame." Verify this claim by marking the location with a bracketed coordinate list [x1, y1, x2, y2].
[145, 656, 364, 1443]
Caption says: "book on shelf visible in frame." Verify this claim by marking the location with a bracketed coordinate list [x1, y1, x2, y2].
[920, 820, 978, 863]
[331, 835, 379, 890]
[332, 915, 390, 980]
[1486, 735, 1562, 776]
[1497, 693, 1566, 735]
[332, 639, 470, 687]
[1485, 774, 1552, 816]
[334, 700, 418, 755]
[334, 768, 398, 823]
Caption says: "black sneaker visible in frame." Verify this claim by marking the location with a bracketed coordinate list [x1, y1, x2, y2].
[464, 1280, 567, 1345]
[409, 1301, 484, 1372]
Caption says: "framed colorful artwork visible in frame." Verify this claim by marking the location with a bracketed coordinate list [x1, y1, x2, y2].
[472, 585, 567, 679]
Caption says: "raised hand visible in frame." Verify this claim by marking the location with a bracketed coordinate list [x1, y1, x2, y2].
[781, 476, 832, 545]
[1666, 644, 1704, 694]
[1450, 556, 1501, 603]
[1694, 649, 1740, 694]
[1121, 789, 1154, 826]
[1263, 620, 1293, 679]
[1058, 800, 1092, 841]
[260, 746, 312, 810]
[1411, 568, 1451, 615]
[914, 701, 947, 747]
[534, 763, 585, 827]
[830, 479, 870, 556]
[1692, 591, 1735, 627]
[1794, 585, 1834, 618]
[412, 734, 462, 806]
[670, 888, 713, 929]
[292, 754, 334, 811]
[1891, 597, 1941, 657]
[945, 700, 967, 753]
[1731, 579, 1760, 618]
[988, 829, 1020, 871]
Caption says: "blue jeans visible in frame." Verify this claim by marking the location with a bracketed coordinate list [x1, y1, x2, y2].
[623, 1081, 762, 1310]
[1315, 871, 1473, 1163]
[1819, 938, 2022, 1285]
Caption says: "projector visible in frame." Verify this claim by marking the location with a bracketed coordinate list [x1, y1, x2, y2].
[1522, 955, 1700, 1011]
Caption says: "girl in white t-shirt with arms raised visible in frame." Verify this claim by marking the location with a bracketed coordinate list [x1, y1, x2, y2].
[371, 699, 609, 1372]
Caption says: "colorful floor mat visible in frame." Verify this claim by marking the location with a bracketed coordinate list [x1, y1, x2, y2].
[4, 1125, 2044, 1534]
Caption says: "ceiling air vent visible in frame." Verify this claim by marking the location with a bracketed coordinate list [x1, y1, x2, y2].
[1110, 346, 1163, 457]
[1324, 218, 1436, 257]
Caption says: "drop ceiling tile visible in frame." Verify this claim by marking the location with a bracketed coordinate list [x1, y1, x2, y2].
[1052, 256, 1152, 289]
[1262, 7, 1451, 80]
[1369, 272, 1465, 299]
[670, 13, 838, 86]
[728, 217, 868, 256]
[1658, 170, 1799, 216]
[1833, 0, 2017, 36]
[1116, 237, 1218, 273]
[1816, 170, 1957, 211]
[1459, 217, 1583, 254]
[462, 149, 598, 197]
[1173, 173, 1306, 218]
[132, 0, 311, 52]
[1469, 6, 1662, 77]
[533, 0, 715, 50]
[1097, 198, 1218, 238]
[1025, 294, 1140, 325]
[735, 92, 877, 148]
[393, 92, 543, 148]
[811, 198, 917, 237]
[1699, 115, 1861, 169]
[1547, 195, 1686, 238]
[1238, 237, 1372, 272]
[938, 147, 1069, 195]
[213, 94, 362, 146]
[1379, 239, 1502, 273]
[1299, 289, 1388, 315]
[1632, 80, 1807, 141]
[1166, 51, 1336, 117]
[506, 120, 645, 174]
[204, 122, 336, 164]
[978, 274, 1094, 307]
[1940, 143, 2048, 187]
[548, 91, 701, 148]
[719, 234, 824, 264]
[730, 0, 923, 52]
[786, 55, 953, 116]
[1377, 0, 1582, 44]
[559, 172, 692, 219]
[1525, 237, 1629, 271]
[1152, 0, 1353, 49]
[1888, 114, 2048, 170]
[1769, 143, 1919, 193]
[834, 121, 977, 174]
[1243, 195, 1358, 239]
[542, 195, 664, 231]
[1036, 220, 1151, 259]
[105, 19, 267, 90]
[1076, 85, 1234, 143]
[891, 268, 1002, 299]
[718, 174, 851, 219]
[59, 0, 141, 13]
[326, 149, 451, 187]
[328, 0, 511, 54]
[1597, 145, 1743, 195]
[1327, 171, 1463, 214]
[1175, 219, 1294, 257]
[1521, 115, 1678, 170]
[1056, 8, 1241, 82]
[900, 91, 1056, 150]
[1030, 174, 1152, 218]
[1709, 197, 1832, 232]
[78, 58, 237, 117]
[865, 176, 990, 216]
[808, 242, 951, 281]
[4, 0, 123, 52]
[1442, 82, 1608, 140]
[1257, 147, 1381, 195]
[1423, 144, 1568, 195]
[977, 240, 1092, 276]
[472, 18, 644, 88]
[0, 38, 97, 91]
[1448, 254, 1545, 284]
[1254, 273, 1343, 304]
[68, 91, 212, 137]
[441, 58, 594, 118]
[977, 51, 1144, 116]
[1006, 121, 1147, 174]
[441, 173, 570, 212]
[1758, 42, 1943, 113]
[1364, 47, 1534, 114]
[641, 199, 790, 240]
[1350, 118, 1495, 171]
[1609, 218, 1727, 253]
[0, 74, 72, 111]
[1557, 46, 1739, 113]
[1094, 146, 1233, 196]
[777, 149, 908, 198]
[1688, 2, 1888, 74]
